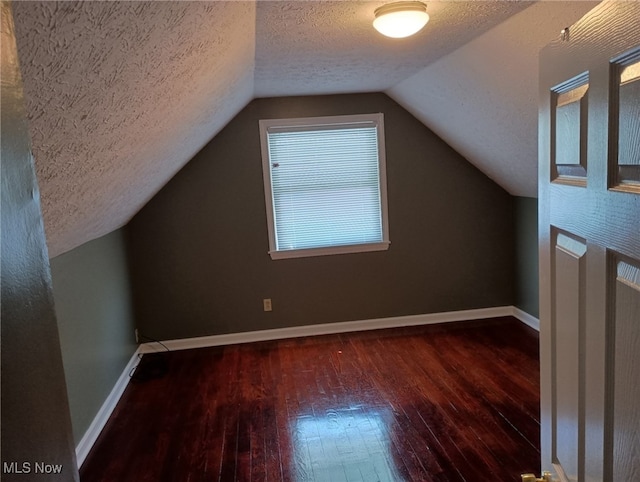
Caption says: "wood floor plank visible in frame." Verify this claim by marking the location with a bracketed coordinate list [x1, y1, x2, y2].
[347, 335, 470, 481]
[80, 317, 540, 482]
[407, 334, 529, 471]
[435, 325, 541, 451]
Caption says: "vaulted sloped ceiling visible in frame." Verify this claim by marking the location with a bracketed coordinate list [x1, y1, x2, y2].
[13, 1, 256, 257]
[12, 1, 597, 257]
[389, 1, 598, 197]
[254, 0, 531, 97]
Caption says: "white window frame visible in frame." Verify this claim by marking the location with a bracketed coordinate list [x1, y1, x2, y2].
[259, 113, 390, 260]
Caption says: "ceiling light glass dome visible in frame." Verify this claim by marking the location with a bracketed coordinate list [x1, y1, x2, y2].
[373, 1, 429, 39]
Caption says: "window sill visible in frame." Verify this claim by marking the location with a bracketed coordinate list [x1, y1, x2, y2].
[268, 241, 390, 260]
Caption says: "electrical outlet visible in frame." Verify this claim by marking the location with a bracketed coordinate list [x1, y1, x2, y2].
[263, 298, 272, 312]
[135, 329, 139, 344]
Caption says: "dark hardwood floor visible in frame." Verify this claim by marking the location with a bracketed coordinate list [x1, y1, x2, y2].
[80, 316, 540, 482]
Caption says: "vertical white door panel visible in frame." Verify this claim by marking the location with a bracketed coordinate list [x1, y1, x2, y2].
[612, 258, 640, 482]
[539, 2, 640, 481]
[553, 233, 587, 482]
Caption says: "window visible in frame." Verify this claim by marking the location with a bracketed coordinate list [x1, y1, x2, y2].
[259, 113, 390, 260]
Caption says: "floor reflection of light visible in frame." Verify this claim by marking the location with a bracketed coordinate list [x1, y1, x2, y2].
[293, 407, 402, 482]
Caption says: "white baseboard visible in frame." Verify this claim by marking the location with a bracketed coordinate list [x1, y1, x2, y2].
[78, 305, 539, 466]
[139, 306, 515, 353]
[512, 306, 540, 331]
[75, 349, 141, 467]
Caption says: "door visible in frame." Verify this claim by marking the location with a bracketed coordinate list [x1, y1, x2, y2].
[539, 2, 640, 481]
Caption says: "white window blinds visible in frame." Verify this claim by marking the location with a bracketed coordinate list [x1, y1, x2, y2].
[260, 114, 389, 259]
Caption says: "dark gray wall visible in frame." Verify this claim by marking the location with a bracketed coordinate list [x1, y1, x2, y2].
[514, 196, 539, 318]
[0, 2, 79, 480]
[50, 228, 138, 445]
[129, 93, 515, 340]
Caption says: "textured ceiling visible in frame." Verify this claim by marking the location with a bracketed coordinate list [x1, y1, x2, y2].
[11, 1, 599, 257]
[13, 1, 256, 256]
[255, 1, 531, 97]
[388, 1, 598, 198]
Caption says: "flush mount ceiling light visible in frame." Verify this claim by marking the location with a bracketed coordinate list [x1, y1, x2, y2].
[373, 1, 429, 39]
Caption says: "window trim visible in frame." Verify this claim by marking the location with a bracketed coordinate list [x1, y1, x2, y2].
[259, 113, 390, 260]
